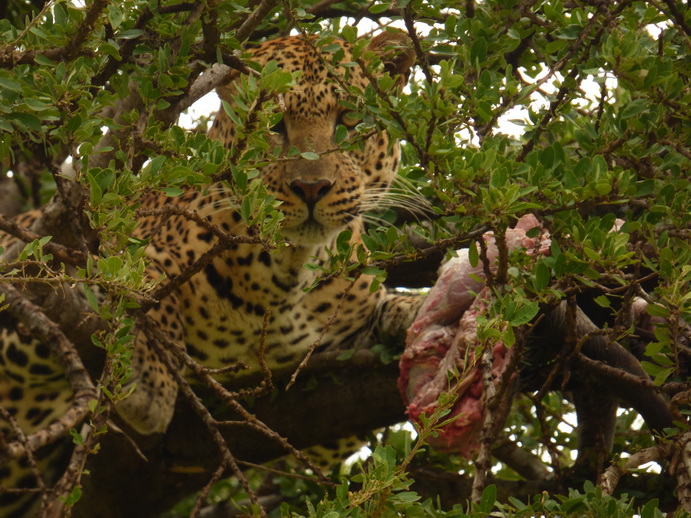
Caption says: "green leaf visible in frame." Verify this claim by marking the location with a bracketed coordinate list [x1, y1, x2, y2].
[368, 3, 390, 14]
[82, 285, 100, 313]
[468, 241, 478, 268]
[100, 42, 121, 60]
[336, 229, 352, 253]
[107, 4, 124, 29]
[69, 428, 84, 445]
[336, 349, 355, 361]
[391, 491, 420, 504]
[156, 99, 171, 111]
[34, 53, 57, 66]
[503, 324, 515, 347]
[334, 124, 348, 144]
[479, 484, 497, 513]
[594, 295, 611, 308]
[640, 499, 662, 518]
[646, 303, 669, 318]
[361, 265, 386, 277]
[63, 486, 82, 506]
[116, 29, 144, 40]
[0, 77, 22, 92]
[341, 25, 357, 43]
[583, 247, 601, 262]
[509, 301, 539, 326]
[24, 98, 52, 111]
[508, 496, 527, 510]
[300, 151, 320, 161]
[162, 186, 183, 197]
[641, 361, 673, 385]
[620, 98, 648, 119]
[533, 261, 550, 291]
[470, 37, 487, 63]
[8, 112, 42, 132]
[87, 172, 103, 205]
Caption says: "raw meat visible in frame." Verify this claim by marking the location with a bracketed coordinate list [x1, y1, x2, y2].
[399, 214, 550, 457]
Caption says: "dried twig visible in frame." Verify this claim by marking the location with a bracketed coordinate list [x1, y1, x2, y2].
[0, 213, 88, 266]
[190, 462, 228, 518]
[403, 6, 432, 84]
[0, 407, 48, 509]
[285, 274, 359, 389]
[139, 313, 329, 481]
[141, 321, 268, 518]
[235, 0, 279, 43]
[600, 444, 670, 495]
[471, 344, 499, 502]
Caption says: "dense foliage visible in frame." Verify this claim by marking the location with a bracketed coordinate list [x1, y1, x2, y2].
[0, 0, 689, 516]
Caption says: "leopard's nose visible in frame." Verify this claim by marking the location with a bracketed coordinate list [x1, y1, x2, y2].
[289, 179, 333, 206]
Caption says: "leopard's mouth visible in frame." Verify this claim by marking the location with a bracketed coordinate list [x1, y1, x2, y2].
[281, 217, 339, 246]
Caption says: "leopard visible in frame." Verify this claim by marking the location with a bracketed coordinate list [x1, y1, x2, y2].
[0, 31, 422, 515]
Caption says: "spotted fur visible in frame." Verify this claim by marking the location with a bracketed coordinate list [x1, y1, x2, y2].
[1, 32, 420, 514]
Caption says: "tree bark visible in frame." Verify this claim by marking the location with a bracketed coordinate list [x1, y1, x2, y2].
[73, 353, 405, 517]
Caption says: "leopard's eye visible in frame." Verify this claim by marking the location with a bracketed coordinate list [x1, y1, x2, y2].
[270, 118, 286, 135]
[336, 111, 361, 129]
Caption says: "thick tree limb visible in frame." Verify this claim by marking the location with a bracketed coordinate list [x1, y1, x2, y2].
[72, 353, 405, 517]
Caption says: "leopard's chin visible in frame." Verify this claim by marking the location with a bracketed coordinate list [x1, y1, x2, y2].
[281, 219, 344, 247]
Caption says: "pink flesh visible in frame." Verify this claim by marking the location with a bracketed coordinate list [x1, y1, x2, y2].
[399, 214, 551, 457]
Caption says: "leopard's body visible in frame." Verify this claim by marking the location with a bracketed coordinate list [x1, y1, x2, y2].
[0, 32, 420, 515]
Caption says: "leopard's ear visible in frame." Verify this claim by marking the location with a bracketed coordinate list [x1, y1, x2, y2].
[365, 30, 416, 86]
[216, 69, 242, 102]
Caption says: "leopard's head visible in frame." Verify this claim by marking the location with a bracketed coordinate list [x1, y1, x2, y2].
[210, 32, 415, 245]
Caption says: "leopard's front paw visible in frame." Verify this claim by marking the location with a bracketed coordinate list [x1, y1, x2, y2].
[114, 375, 178, 435]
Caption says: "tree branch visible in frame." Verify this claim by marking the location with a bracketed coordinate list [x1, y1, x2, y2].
[71, 352, 405, 517]
[0, 284, 97, 466]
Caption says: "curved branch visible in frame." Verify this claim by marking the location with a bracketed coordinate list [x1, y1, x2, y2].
[0, 213, 88, 266]
[0, 283, 97, 465]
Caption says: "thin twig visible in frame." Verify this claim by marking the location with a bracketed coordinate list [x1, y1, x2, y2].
[139, 314, 328, 480]
[234, 0, 279, 43]
[142, 321, 268, 518]
[0, 407, 48, 508]
[190, 462, 228, 518]
[471, 344, 498, 502]
[403, 6, 432, 84]
[285, 274, 359, 389]
[0, 213, 88, 265]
